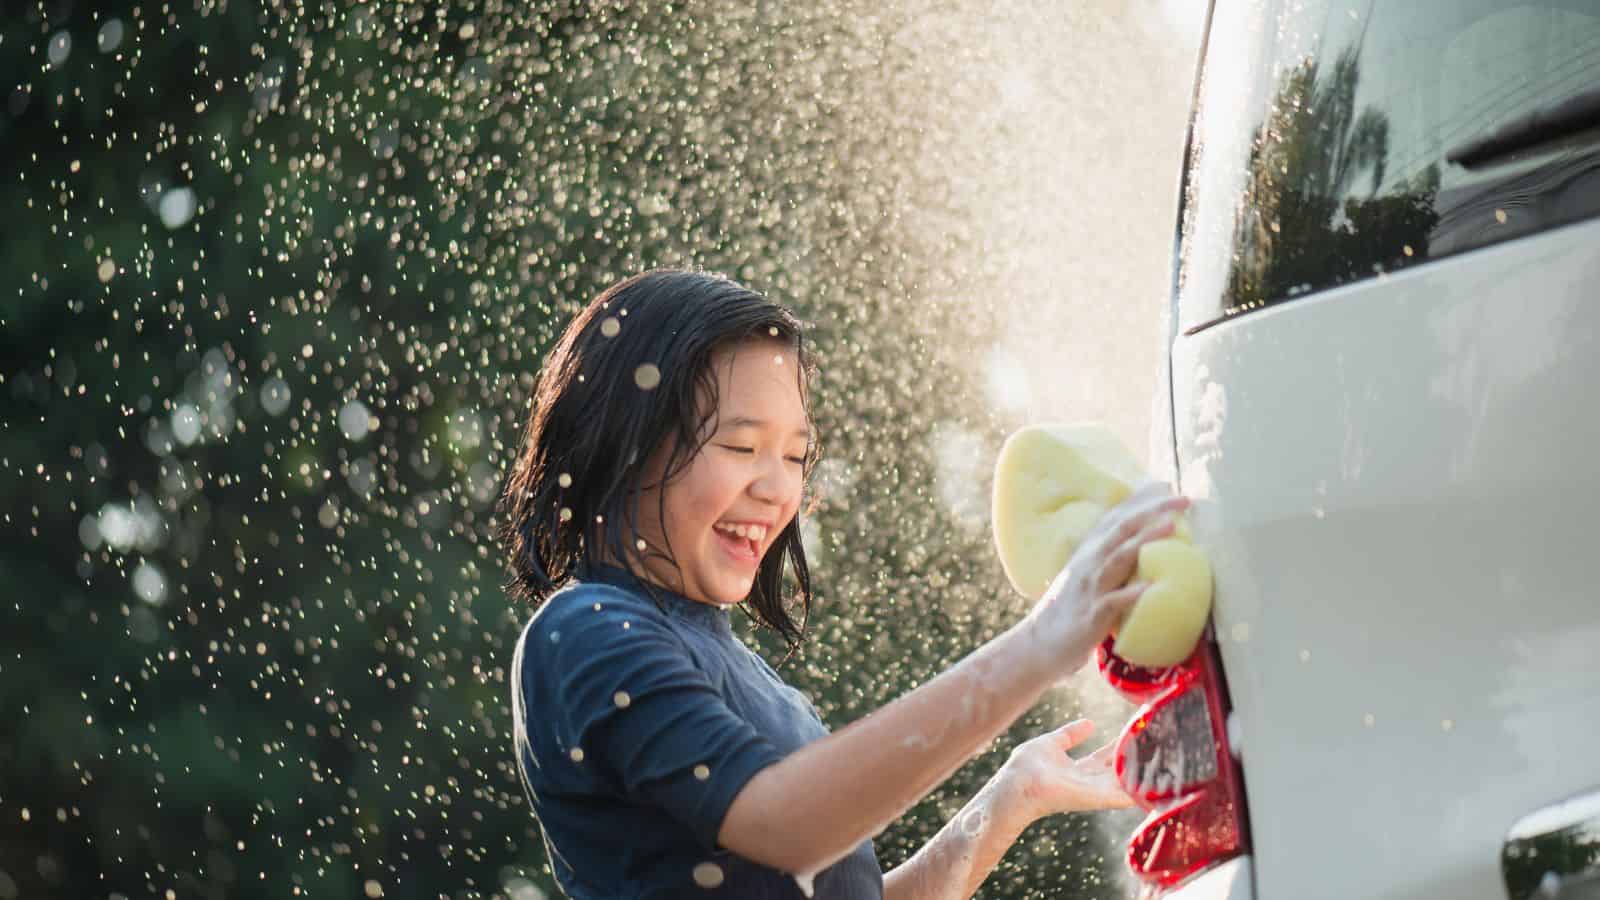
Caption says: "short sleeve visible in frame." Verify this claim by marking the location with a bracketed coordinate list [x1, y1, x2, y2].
[526, 587, 785, 851]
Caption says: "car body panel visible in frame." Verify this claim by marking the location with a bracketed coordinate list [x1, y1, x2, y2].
[1166, 856, 1255, 900]
[1169, 217, 1600, 899]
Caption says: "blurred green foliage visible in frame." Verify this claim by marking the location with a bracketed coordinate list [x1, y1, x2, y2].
[0, 2, 1126, 897]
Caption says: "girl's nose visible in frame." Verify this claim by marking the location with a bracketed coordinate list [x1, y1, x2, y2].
[748, 453, 793, 504]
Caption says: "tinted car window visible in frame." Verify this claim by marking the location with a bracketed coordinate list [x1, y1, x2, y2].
[1178, 0, 1600, 333]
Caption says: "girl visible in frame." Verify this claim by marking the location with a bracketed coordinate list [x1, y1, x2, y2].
[500, 269, 1186, 898]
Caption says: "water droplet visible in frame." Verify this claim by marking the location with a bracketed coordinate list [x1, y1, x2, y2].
[1441, 718, 1454, 732]
[47, 31, 72, 69]
[363, 880, 385, 898]
[132, 561, 167, 606]
[600, 317, 621, 337]
[78, 515, 102, 551]
[568, 747, 585, 763]
[260, 378, 291, 416]
[1363, 713, 1377, 727]
[692, 862, 725, 888]
[558, 507, 572, 522]
[1229, 622, 1251, 643]
[613, 691, 631, 708]
[158, 187, 198, 230]
[339, 400, 372, 441]
[768, 326, 780, 337]
[96, 259, 116, 283]
[633, 364, 661, 390]
[1298, 648, 1311, 663]
[97, 19, 125, 53]
[635, 539, 647, 552]
[1495, 209, 1508, 224]
[171, 405, 202, 446]
[693, 764, 710, 781]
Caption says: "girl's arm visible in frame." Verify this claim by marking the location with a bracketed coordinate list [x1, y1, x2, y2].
[882, 767, 1030, 900]
[717, 484, 1185, 878]
[882, 721, 1132, 900]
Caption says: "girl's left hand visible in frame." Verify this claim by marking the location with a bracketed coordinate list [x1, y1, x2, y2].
[1001, 719, 1134, 824]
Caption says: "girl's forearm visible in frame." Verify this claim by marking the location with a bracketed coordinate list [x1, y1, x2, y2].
[718, 614, 1080, 876]
[882, 769, 1032, 900]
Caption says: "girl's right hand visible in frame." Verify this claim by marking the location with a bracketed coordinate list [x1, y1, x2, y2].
[1024, 481, 1191, 672]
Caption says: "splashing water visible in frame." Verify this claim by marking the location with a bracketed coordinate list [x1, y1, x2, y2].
[1, 1, 1196, 897]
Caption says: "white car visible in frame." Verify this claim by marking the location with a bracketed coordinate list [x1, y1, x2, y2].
[1109, 1, 1600, 897]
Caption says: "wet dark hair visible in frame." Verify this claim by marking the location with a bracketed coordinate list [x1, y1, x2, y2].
[498, 268, 819, 653]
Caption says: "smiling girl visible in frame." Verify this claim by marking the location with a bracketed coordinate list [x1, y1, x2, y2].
[500, 269, 1186, 898]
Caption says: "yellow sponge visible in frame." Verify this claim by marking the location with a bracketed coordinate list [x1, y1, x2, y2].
[991, 424, 1213, 667]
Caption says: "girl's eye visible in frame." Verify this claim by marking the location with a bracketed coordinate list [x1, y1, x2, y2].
[720, 445, 804, 465]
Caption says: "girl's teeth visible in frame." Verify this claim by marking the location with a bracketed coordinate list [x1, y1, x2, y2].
[716, 523, 763, 542]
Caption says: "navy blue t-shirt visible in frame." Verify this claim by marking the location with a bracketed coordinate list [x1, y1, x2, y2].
[511, 564, 883, 899]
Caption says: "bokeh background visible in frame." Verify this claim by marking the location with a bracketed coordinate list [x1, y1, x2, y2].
[1, 2, 1201, 897]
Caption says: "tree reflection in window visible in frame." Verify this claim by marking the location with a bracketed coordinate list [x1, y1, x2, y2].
[1224, 44, 1440, 317]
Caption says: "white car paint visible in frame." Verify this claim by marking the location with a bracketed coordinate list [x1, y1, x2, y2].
[1167, 216, 1600, 899]
[1165, 856, 1255, 900]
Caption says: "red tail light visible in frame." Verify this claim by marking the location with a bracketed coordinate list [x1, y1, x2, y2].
[1099, 634, 1249, 890]
[1096, 641, 1191, 702]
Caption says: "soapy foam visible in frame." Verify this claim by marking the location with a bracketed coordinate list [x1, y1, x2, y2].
[791, 660, 1019, 884]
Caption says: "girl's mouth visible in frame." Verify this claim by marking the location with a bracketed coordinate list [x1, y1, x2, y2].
[713, 527, 759, 565]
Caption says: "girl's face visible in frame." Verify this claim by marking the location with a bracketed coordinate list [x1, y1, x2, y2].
[634, 339, 810, 607]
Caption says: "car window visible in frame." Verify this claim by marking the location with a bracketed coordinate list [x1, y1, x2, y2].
[1177, 0, 1600, 333]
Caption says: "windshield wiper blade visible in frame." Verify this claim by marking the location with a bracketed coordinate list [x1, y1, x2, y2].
[1447, 84, 1600, 168]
